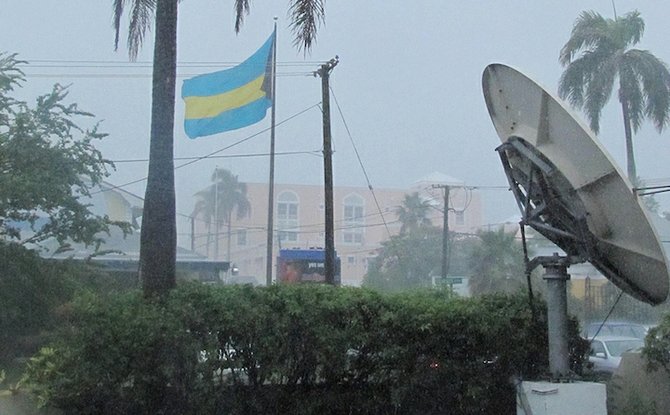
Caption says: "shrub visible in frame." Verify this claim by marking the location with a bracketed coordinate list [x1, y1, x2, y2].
[643, 314, 670, 375]
[25, 284, 584, 414]
[0, 242, 136, 364]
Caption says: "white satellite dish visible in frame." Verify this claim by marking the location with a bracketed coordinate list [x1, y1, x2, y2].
[482, 63, 669, 306]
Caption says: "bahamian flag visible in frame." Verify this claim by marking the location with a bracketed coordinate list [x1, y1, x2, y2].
[182, 30, 275, 139]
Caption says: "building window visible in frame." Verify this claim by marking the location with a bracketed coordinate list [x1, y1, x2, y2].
[343, 194, 364, 244]
[237, 229, 247, 246]
[347, 255, 356, 265]
[455, 210, 465, 226]
[277, 191, 299, 242]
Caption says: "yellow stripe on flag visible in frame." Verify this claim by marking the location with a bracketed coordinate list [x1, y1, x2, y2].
[184, 75, 267, 120]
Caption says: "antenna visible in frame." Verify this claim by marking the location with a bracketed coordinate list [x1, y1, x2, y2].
[482, 63, 670, 378]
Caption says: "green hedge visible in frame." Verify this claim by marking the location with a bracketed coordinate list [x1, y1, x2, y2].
[25, 283, 585, 414]
[0, 242, 137, 364]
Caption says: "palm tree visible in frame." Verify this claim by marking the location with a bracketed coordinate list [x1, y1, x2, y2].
[112, 0, 325, 296]
[193, 168, 251, 261]
[192, 194, 214, 257]
[558, 10, 670, 181]
[396, 192, 433, 235]
[467, 229, 525, 296]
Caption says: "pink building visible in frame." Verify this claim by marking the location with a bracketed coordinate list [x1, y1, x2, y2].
[192, 172, 483, 286]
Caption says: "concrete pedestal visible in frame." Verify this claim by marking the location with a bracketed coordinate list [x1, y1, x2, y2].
[517, 381, 606, 415]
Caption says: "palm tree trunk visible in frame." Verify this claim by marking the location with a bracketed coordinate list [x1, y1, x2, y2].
[139, 0, 178, 296]
[620, 93, 637, 182]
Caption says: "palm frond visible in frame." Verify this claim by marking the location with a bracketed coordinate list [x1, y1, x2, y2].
[558, 59, 589, 106]
[112, 0, 126, 51]
[582, 55, 617, 134]
[558, 49, 617, 134]
[559, 10, 610, 66]
[112, 0, 156, 60]
[127, 0, 156, 60]
[619, 58, 644, 132]
[288, 0, 325, 52]
[613, 10, 644, 49]
[196, 168, 252, 224]
[623, 49, 670, 132]
[233, 0, 250, 33]
[559, 9, 636, 136]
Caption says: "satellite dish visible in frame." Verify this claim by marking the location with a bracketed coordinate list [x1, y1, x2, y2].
[482, 63, 669, 305]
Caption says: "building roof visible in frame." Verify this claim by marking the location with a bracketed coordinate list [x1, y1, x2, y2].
[38, 181, 227, 273]
[413, 171, 464, 187]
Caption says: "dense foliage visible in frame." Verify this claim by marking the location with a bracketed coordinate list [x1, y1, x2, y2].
[467, 229, 527, 296]
[0, 242, 136, 364]
[364, 227, 527, 296]
[643, 313, 670, 375]
[26, 283, 586, 414]
[0, 52, 128, 250]
[364, 227, 444, 292]
[0, 53, 134, 367]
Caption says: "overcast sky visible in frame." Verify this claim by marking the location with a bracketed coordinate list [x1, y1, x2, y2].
[3, 1, 670, 248]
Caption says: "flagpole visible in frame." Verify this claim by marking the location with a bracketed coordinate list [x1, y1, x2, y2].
[265, 19, 278, 286]
[214, 166, 219, 260]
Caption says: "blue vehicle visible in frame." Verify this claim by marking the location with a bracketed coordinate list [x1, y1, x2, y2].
[277, 248, 340, 284]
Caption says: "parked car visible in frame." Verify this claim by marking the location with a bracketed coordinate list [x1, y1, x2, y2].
[587, 336, 644, 375]
[583, 321, 648, 340]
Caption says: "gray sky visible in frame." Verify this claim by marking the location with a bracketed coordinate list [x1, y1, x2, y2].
[3, 1, 670, 248]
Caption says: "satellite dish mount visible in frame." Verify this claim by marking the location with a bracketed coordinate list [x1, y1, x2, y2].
[497, 137, 587, 378]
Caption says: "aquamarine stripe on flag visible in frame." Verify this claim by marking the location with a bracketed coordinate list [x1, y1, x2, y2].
[182, 30, 275, 139]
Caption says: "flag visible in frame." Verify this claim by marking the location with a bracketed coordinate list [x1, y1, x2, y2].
[182, 30, 275, 139]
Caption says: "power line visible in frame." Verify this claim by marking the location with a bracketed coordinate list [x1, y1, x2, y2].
[111, 149, 322, 164]
[22, 59, 324, 67]
[191, 218, 402, 252]
[18, 59, 321, 79]
[92, 103, 322, 226]
[330, 85, 392, 238]
[23, 71, 313, 79]
[192, 198, 402, 231]
[92, 102, 321, 195]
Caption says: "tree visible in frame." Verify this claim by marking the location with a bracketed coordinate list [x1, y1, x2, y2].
[559, 10, 670, 181]
[364, 227, 476, 293]
[467, 229, 526, 296]
[193, 168, 251, 260]
[364, 227, 441, 292]
[0, 52, 128, 249]
[112, 0, 325, 296]
[396, 192, 433, 235]
[0, 53, 134, 362]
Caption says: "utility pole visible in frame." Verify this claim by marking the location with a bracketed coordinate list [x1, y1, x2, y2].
[432, 184, 450, 283]
[315, 56, 339, 285]
[190, 215, 195, 251]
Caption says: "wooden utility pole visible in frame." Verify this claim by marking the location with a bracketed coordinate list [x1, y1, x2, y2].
[316, 57, 339, 285]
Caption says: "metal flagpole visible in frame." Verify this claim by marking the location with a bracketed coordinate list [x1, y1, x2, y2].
[214, 166, 219, 259]
[265, 20, 278, 286]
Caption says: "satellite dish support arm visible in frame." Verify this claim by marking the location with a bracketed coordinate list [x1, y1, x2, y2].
[497, 139, 580, 379]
